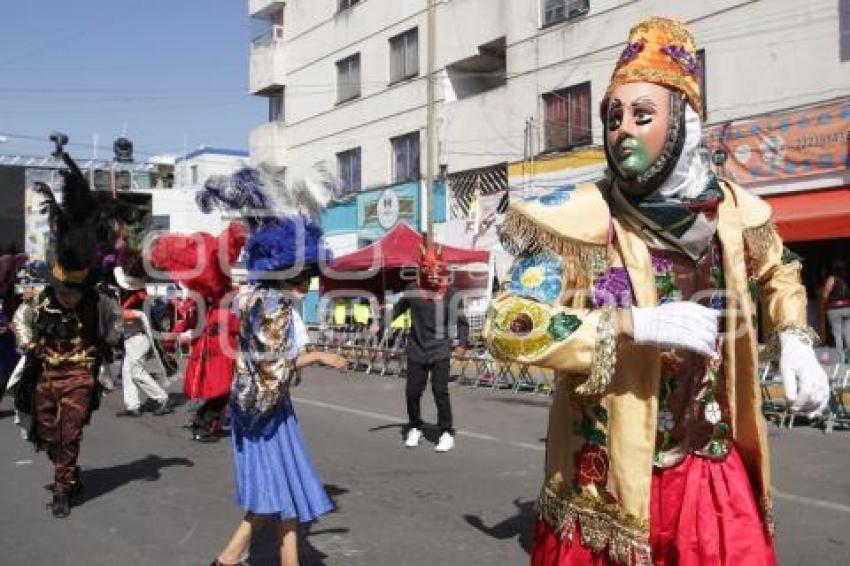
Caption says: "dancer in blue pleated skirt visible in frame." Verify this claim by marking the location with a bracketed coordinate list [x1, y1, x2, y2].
[200, 168, 347, 566]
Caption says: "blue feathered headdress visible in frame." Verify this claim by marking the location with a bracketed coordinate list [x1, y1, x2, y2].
[244, 216, 331, 281]
[197, 165, 334, 280]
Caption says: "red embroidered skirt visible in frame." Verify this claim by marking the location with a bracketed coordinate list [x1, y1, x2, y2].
[531, 447, 776, 566]
[183, 307, 238, 400]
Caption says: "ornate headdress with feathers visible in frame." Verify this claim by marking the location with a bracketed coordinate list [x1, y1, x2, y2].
[197, 164, 334, 282]
[148, 222, 248, 304]
[34, 150, 136, 289]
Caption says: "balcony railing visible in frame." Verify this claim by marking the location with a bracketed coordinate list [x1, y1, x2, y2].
[252, 25, 284, 49]
[250, 25, 285, 95]
[249, 0, 284, 19]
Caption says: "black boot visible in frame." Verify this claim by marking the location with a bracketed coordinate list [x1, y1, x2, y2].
[51, 493, 70, 518]
[69, 467, 84, 503]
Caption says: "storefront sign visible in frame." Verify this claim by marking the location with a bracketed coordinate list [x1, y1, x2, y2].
[376, 188, 400, 229]
[358, 182, 419, 238]
[705, 98, 850, 185]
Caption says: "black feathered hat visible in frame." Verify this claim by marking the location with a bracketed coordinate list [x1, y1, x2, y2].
[35, 149, 128, 291]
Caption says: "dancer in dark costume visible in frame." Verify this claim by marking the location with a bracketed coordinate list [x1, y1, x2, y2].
[17, 143, 124, 518]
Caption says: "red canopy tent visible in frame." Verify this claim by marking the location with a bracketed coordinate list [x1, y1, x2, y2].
[320, 221, 490, 295]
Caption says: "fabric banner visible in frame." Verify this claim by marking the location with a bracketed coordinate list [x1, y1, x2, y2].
[705, 98, 850, 185]
[24, 169, 58, 263]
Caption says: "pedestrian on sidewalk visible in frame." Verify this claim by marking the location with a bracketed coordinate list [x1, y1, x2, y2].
[18, 147, 124, 518]
[199, 167, 347, 566]
[373, 244, 470, 453]
[821, 260, 850, 361]
[114, 251, 173, 418]
[148, 222, 248, 442]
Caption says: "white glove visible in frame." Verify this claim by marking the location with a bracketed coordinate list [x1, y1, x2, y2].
[779, 332, 830, 416]
[631, 302, 719, 356]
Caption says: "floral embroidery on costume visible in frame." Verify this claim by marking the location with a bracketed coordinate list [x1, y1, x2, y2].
[522, 184, 576, 207]
[572, 404, 618, 503]
[488, 297, 554, 359]
[507, 251, 564, 304]
[592, 267, 633, 308]
[651, 241, 732, 467]
[548, 313, 582, 341]
[652, 252, 680, 302]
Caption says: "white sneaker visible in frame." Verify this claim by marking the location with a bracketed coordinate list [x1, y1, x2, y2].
[404, 428, 422, 448]
[434, 432, 455, 453]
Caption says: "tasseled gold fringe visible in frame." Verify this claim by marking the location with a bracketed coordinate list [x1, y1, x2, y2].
[538, 488, 651, 566]
[500, 209, 608, 288]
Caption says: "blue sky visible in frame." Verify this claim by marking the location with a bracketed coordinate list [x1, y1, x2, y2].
[0, 0, 264, 161]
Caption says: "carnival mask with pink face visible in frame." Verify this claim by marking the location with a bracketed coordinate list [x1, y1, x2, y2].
[604, 82, 686, 198]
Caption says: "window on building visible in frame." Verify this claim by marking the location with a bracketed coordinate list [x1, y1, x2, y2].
[841, 0, 850, 62]
[542, 0, 589, 27]
[337, 147, 362, 194]
[190, 165, 199, 186]
[115, 170, 132, 192]
[389, 27, 419, 83]
[338, 0, 361, 12]
[336, 53, 361, 103]
[269, 88, 284, 122]
[391, 132, 420, 183]
[697, 49, 707, 120]
[543, 82, 592, 151]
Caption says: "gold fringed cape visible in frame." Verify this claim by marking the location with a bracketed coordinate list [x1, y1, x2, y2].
[483, 180, 807, 565]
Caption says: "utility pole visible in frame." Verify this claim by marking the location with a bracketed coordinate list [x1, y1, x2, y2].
[425, 0, 436, 244]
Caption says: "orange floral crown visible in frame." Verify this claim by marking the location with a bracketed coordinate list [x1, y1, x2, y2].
[604, 17, 703, 116]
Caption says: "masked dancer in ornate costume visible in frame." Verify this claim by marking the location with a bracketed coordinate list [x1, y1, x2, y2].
[376, 244, 469, 452]
[114, 250, 173, 417]
[0, 247, 28, 399]
[198, 167, 347, 566]
[484, 17, 829, 566]
[15, 145, 123, 518]
[149, 222, 247, 441]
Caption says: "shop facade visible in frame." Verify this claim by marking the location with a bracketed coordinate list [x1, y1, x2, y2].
[706, 97, 850, 340]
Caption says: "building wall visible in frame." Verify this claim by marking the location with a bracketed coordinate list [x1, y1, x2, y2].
[174, 149, 249, 188]
[250, 0, 850, 201]
[141, 188, 230, 237]
[0, 165, 26, 250]
[148, 149, 248, 236]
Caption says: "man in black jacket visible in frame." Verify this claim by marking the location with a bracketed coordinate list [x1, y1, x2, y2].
[377, 244, 469, 452]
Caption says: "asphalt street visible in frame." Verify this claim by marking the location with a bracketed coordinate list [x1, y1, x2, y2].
[1, 368, 849, 565]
